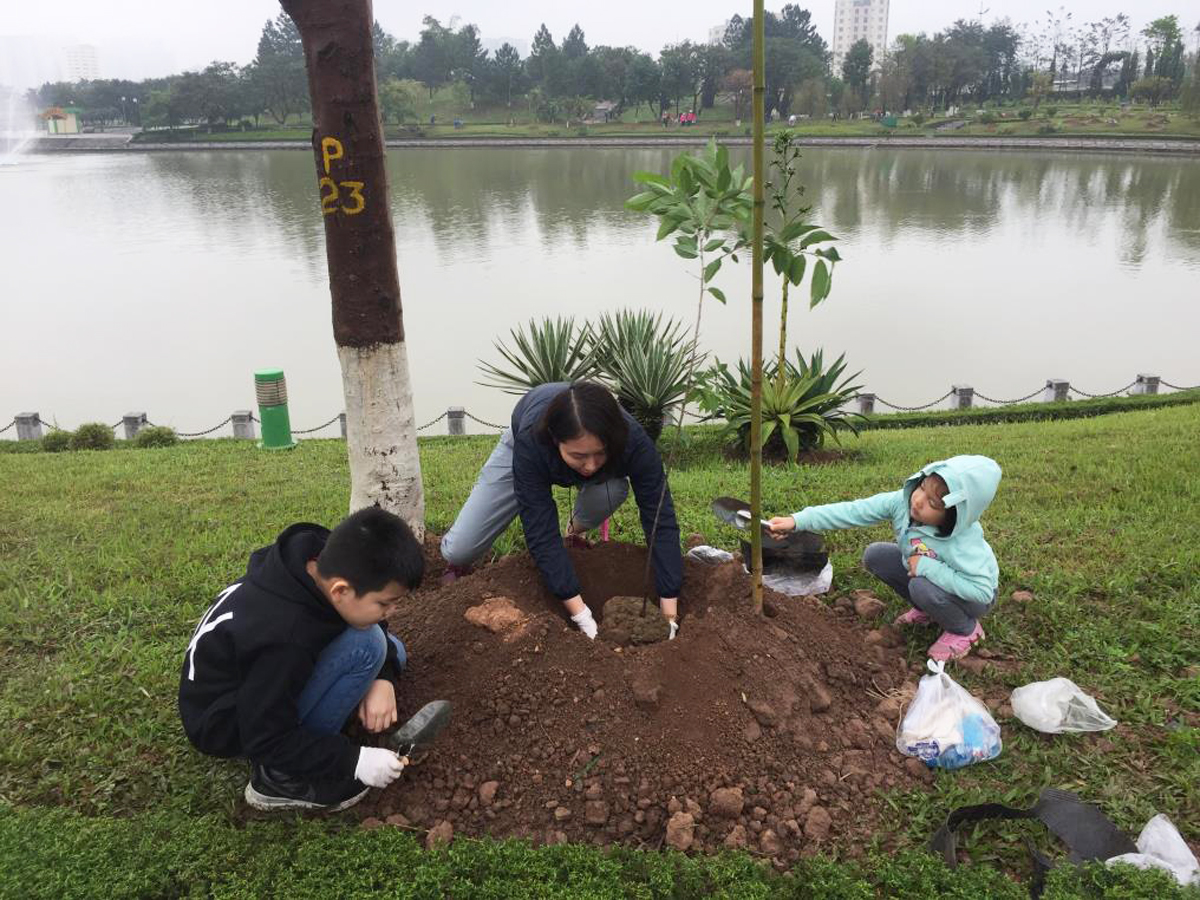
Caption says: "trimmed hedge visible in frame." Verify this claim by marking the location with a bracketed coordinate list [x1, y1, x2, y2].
[860, 391, 1200, 430]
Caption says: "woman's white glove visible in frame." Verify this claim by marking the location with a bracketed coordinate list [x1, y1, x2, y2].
[571, 607, 598, 640]
[354, 746, 406, 788]
[668, 619, 679, 640]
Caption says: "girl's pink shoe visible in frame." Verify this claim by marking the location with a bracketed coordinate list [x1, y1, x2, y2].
[928, 622, 985, 661]
[893, 608, 932, 627]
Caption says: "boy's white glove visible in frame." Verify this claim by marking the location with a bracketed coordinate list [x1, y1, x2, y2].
[571, 607, 598, 640]
[355, 746, 406, 788]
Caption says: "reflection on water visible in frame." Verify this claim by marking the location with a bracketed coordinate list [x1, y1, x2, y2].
[2, 147, 1197, 435]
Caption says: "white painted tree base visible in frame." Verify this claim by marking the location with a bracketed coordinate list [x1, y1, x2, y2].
[337, 341, 426, 538]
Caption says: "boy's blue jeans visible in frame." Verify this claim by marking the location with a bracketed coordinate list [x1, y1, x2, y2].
[862, 542, 994, 635]
[296, 626, 407, 735]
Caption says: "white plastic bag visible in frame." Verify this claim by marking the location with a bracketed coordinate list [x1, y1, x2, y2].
[1010, 677, 1117, 733]
[1107, 814, 1199, 887]
[896, 660, 1002, 769]
[761, 560, 833, 596]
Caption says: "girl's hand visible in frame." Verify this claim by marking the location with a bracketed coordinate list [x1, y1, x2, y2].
[766, 516, 795, 537]
[907, 554, 921, 577]
[358, 679, 398, 733]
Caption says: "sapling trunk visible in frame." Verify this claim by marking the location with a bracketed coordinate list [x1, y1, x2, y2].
[776, 279, 790, 394]
[750, 0, 766, 616]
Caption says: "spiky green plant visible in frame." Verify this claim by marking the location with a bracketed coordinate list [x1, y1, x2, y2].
[591, 311, 702, 442]
[592, 310, 702, 441]
[476, 316, 599, 395]
[693, 349, 864, 460]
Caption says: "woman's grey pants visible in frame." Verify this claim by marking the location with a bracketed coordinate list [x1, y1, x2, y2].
[440, 429, 630, 567]
[862, 541, 994, 635]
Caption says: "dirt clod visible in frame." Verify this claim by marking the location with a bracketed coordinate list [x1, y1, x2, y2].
[464, 596, 523, 633]
[666, 811, 696, 851]
[601, 596, 667, 645]
[709, 786, 745, 819]
[425, 820, 454, 848]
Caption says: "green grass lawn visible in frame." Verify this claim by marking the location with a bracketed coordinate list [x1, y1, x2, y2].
[1, 406, 1197, 898]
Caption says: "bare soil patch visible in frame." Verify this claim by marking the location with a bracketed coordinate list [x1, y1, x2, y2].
[358, 541, 927, 864]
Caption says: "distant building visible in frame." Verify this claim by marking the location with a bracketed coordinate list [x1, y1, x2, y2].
[831, 0, 890, 75]
[63, 44, 100, 82]
[42, 106, 81, 134]
[709, 20, 732, 45]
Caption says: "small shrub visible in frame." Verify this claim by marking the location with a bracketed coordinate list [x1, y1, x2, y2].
[545, 130, 559, 137]
[911, 112, 926, 125]
[1018, 108, 1033, 120]
[42, 430, 73, 452]
[1045, 106, 1058, 117]
[999, 126, 1014, 135]
[1037, 124, 1058, 135]
[978, 112, 996, 124]
[575, 126, 589, 137]
[134, 426, 178, 449]
[69, 422, 116, 451]
[744, 127, 752, 136]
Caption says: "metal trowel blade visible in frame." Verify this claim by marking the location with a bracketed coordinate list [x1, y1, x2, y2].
[712, 496, 752, 528]
[389, 700, 452, 757]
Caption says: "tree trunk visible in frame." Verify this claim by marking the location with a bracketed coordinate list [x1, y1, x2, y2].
[281, 0, 425, 534]
[750, 0, 765, 616]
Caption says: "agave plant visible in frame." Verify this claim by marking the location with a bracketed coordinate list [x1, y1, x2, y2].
[592, 310, 703, 442]
[693, 349, 864, 461]
[476, 316, 599, 395]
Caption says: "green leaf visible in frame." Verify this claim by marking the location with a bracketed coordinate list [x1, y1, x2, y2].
[771, 248, 788, 276]
[788, 254, 807, 285]
[817, 247, 842, 262]
[707, 287, 727, 303]
[779, 222, 819, 242]
[799, 230, 836, 249]
[703, 258, 722, 283]
[703, 238, 724, 252]
[809, 260, 830, 308]
[656, 218, 682, 241]
[633, 170, 671, 187]
[625, 191, 659, 210]
[673, 245, 698, 259]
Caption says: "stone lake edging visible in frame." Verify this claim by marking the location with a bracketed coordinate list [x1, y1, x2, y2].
[28, 134, 1200, 156]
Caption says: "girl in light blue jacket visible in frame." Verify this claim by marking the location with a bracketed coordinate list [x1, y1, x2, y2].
[767, 455, 1001, 661]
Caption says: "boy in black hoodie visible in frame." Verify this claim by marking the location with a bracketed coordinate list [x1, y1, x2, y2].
[179, 507, 424, 812]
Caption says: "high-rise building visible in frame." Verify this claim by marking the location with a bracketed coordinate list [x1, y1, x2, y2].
[831, 0, 889, 75]
[63, 45, 101, 82]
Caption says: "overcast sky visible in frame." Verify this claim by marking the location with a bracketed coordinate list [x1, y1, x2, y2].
[2, 1, 1196, 87]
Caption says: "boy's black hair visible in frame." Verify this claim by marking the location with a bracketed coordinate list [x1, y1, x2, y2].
[538, 381, 629, 464]
[316, 506, 425, 593]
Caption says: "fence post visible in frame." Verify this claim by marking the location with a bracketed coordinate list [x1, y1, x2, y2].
[856, 393, 875, 415]
[447, 407, 466, 435]
[232, 410, 256, 439]
[123, 412, 147, 440]
[1043, 379, 1069, 403]
[951, 385, 974, 409]
[15, 413, 42, 441]
[1131, 374, 1160, 395]
[339, 412, 347, 438]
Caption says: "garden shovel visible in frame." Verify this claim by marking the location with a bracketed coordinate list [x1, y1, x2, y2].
[711, 496, 772, 535]
[388, 700, 452, 759]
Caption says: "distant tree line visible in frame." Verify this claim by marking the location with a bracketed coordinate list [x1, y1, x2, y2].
[26, 7, 1200, 130]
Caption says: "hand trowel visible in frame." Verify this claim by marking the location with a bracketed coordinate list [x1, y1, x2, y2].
[388, 700, 452, 759]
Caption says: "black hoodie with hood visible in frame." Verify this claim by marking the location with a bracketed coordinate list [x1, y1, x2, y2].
[178, 523, 403, 780]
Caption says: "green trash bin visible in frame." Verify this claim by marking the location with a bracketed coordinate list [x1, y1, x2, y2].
[881, 115, 898, 129]
[254, 368, 297, 450]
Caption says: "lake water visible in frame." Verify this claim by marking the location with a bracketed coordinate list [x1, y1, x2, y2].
[2, 146, 1197, 437]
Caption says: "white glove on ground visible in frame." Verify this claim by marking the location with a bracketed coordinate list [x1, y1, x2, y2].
[354, 746, 406, 788]
[571, 607, 598, 639]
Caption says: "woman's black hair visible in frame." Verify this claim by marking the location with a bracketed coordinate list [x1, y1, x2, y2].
[538, 381, 629, 464]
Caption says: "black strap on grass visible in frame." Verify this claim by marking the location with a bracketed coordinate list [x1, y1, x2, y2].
[929, 787, 1136, 898]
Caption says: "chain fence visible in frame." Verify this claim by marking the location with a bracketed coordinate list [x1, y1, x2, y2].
[8, 377, 1199, 442]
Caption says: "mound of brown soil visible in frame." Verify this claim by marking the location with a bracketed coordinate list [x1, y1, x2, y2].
[362, 541, 926, 864]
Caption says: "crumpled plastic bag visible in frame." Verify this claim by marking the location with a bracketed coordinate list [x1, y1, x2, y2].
[897, 659, 1002, 769]
[761, 560, 833, 596]
[1107, 814, 1199, 887]
[1010, 677, 1117, 733]
[686, 545, 734, 565]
